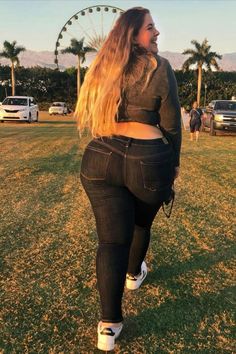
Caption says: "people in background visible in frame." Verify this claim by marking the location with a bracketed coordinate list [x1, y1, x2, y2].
[189, 101, 203, 141]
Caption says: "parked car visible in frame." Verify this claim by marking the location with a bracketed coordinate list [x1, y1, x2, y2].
[204, 100, 236, 135]
[0, 96, 39, 123]
[49, 102, 68, 115]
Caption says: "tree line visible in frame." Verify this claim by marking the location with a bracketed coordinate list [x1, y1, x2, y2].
[1, 64, 235, 110]
[0, 65, 87, 110]
[0, 39, 235, 110]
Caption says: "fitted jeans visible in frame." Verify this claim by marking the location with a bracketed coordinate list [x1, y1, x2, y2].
[80, 135, 175, 323]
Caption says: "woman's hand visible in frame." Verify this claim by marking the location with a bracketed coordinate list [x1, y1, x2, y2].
[174, 166, 180, 179]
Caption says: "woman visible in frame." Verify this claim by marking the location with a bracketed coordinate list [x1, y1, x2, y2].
[189, 101, 203, 141]
[75, 7, 181, 351]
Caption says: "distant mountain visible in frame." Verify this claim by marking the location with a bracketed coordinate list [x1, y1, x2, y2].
[156, 51, 236, 72]
[219, 53, 236, 71]
[0, 50, 236, 71]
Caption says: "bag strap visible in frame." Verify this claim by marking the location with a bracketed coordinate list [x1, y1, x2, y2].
[192, 109, 200, 117]
[162, 187, 175, 218]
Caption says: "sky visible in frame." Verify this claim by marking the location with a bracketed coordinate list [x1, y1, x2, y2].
[0, 0, 235, 55]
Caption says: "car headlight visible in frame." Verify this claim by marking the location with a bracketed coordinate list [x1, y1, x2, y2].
[214, 114, 223, 121]
[18, 108, 27, 112]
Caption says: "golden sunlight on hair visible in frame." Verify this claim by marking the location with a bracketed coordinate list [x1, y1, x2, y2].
[74, 7, 157, 137]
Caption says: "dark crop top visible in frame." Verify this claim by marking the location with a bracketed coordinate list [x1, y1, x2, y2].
[116, 55, 182, 166]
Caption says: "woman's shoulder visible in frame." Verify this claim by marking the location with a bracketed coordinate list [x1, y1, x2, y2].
[133, 51, 171, 72]
[151, 55, 174, 78]
[155, 54, 171, 68]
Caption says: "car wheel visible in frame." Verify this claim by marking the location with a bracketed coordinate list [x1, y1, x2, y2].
[0, 120, 4, 123]
[210, 119, 216, 136]
[35, 112, 39, 122]
[28, 113, 32, 123]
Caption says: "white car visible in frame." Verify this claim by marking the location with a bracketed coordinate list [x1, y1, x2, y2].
[0, 96, 39, 123]
[49, 102, 68, 115]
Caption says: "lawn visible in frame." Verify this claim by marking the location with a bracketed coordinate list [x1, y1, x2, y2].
[0, 114, 235, 353]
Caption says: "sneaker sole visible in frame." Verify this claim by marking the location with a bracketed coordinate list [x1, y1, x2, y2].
[97, 323, 123, 351]
[126, 269, 147, 290]
[97, 337, 115, 351]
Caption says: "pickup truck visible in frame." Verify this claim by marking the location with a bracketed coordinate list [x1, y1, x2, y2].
[204, 100, 236, 135]
[0, 96, 39, 123]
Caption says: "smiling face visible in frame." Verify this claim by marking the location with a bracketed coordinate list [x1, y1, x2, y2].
[134, 13, 160, 53]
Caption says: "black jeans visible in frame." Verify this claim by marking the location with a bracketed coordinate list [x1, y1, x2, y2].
[80, 135, 175, 323]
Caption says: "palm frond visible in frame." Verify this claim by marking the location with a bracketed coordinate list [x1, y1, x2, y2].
[0, 41, 25, 62]
[182, 57, 197, 71]
[0, 51, 10, 59]
[182, 49, 196, 56]
[210, 58, 221, 70]
[202, 38, 210, 51]
[183, 39, 222, 72]
[61, 47, 74, 55]
[14, 46, 26, 56]
[61, 37, 96, 63]
[83, 46, 97, 53]
[191, 40, 201, 52]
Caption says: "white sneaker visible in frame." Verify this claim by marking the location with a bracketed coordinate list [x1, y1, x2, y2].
[126, 261, 147, 290]
[97, 321, 123, 351]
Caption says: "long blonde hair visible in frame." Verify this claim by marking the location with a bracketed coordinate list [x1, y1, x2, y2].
[75, 7, 157, 137]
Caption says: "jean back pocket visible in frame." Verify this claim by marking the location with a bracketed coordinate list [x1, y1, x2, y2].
[80, 147, 112, 180]
[140, 159, 174, 192]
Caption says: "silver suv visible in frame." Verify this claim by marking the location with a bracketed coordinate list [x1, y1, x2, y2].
[204, 100, 236, 135]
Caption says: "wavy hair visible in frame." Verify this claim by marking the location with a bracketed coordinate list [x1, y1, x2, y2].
[75, 7, 157, 136]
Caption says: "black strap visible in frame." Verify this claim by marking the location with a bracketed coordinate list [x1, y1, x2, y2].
[162, 188, 175, 218]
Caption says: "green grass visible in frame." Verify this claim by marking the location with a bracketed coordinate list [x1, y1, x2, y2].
[0, 118, 235, 353]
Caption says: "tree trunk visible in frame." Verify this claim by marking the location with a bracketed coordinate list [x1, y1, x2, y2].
[11, 62, 15, 96]
[197, 65, 202, 106]
[77, 56, 81, 100]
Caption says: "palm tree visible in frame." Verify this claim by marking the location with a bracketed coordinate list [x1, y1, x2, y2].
[0, 40, 26, 95]
[182, 39, 222, 106]
[61, 38, 96, 99]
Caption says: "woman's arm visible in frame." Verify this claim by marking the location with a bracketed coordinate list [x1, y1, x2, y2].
[159, 60, 182, 168]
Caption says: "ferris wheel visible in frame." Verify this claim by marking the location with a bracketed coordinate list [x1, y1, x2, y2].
[54, 5, 124, 69]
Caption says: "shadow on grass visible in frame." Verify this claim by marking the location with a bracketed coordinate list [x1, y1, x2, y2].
[124, 285, 234, 351]
[30, 144, 82, 175]
[149, 243, 235, 283]
[120, 243, 235, 351]
[0, 145, 82, 257]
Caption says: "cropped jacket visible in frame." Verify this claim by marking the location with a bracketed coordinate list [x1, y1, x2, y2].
[116, 54, 182, 167]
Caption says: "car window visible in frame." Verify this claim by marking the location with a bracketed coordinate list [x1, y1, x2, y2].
[215, 101, 236, 111]
[52, 103, 63, 107]
[2, 98, 27, 106]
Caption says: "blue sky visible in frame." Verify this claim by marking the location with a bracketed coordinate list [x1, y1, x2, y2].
[0, 0, 235, 54]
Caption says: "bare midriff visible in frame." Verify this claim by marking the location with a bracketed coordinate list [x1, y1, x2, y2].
[114, 122, 163, 139]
